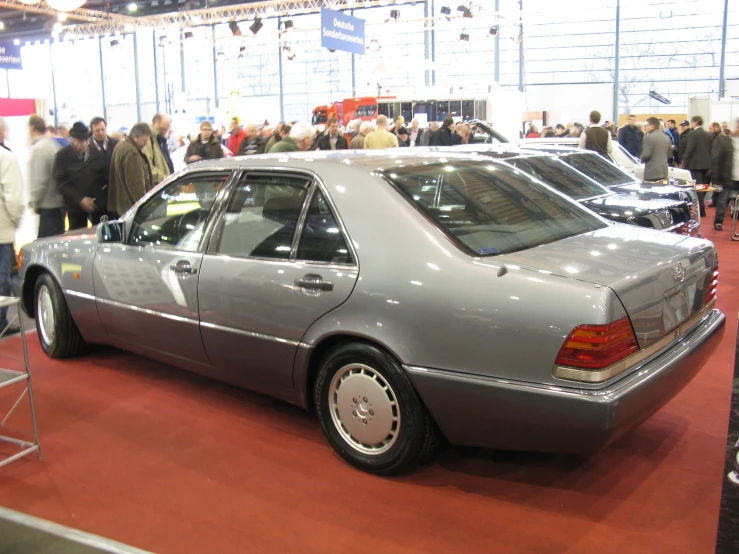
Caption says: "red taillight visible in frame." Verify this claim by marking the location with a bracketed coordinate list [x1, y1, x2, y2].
[704, 263, 719, 305]
[555, 317, 639, 370]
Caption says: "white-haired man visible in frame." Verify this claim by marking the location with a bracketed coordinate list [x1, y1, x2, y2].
[351, 121, 374, 149]
[270, 122, 316, 153]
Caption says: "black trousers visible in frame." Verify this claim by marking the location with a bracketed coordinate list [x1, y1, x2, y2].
[690, 169, 709, 217]
[714, 182, 739, 226]
[68, 211, 105, 230]
[37, 208, 65, 238]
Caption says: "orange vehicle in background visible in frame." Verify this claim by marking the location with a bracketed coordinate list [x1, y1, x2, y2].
[312, 97, 388, 127]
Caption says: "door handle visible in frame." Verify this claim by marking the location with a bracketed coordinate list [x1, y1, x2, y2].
[170, 261, 198, 275]
[295, 274, 334, 291]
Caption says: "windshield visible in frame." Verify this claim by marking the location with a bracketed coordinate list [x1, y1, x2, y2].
[559, 152, 635, 187]
[312, 113, 327, 125]
[507, 155, 610, 200]
[384, 162, 607, 256]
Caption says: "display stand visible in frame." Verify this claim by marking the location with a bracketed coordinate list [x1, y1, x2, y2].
[730, 191, 739, 241]
[0, 296, 41, 468]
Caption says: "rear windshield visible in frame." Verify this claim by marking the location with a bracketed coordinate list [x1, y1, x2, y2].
[507, 155, 610, 200]
[384, 162, 607, 256]
[559, 152, 635, 187]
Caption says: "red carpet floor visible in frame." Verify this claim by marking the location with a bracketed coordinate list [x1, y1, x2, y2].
[0, 222, 737, 554]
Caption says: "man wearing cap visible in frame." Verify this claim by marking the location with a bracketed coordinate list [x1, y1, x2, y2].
[53, 121, 108, 230]
[676, 120, 691, 166]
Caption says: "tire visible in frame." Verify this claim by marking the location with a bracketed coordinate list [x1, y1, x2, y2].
[34, 272, 87, 358]
[314, 342, 440, 476]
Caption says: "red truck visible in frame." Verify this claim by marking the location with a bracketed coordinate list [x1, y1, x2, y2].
[312, 97, 391, 127]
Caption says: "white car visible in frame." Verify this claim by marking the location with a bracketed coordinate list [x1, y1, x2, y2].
[522, 137, 693, 184]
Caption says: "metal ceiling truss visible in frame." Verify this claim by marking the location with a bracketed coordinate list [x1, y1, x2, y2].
[59, 0, 505, 38]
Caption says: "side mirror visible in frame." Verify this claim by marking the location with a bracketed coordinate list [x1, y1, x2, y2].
[99, 220, 125, 243]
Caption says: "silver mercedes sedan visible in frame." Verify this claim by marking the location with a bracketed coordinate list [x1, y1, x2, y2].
[15, 150, 725, 475]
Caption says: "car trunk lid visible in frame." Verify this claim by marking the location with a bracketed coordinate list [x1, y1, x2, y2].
[501, 224, 717, 347]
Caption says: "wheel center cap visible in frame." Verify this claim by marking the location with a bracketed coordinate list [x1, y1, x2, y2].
[357, 403, 370, 417]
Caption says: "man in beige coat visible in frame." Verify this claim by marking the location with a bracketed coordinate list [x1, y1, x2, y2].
[108, 123, 153, 218]
[142, 113, 173, 185]
[364, 115, 399, 149]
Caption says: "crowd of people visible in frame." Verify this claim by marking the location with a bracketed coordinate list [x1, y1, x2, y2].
[571, 110, 738, 231]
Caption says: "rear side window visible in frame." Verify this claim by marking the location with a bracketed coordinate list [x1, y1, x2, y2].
[560, 153, 634, 187]
[508, 156, 610, 200]
[385, 162, 607, 256]
[297, 190, 353, 265]
[218, 174, 310, 259]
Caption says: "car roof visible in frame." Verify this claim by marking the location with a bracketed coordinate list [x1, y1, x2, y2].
[191, 148, 510, 174]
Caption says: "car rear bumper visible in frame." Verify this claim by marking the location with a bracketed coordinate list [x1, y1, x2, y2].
[406, 308, 725, 455]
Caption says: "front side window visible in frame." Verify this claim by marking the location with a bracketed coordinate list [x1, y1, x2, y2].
[508, 156, 610, 200]
[217, 174, 310, 259]
[128, 172, 230, 251]
[560, 153, 634, 187]
[385, 162, 607, 256]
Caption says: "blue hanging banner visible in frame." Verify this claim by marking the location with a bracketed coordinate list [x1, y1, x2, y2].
[320, 8, 365, 56]
[0, 41, 22, 70]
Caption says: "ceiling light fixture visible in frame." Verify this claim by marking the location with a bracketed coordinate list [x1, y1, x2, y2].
[489, 26, 498, 36]
[52, 21, 62, 32]
[459, 32, 469, 41]
[13, 39, 19, 45]
[183, 30, 193, 38]
[440, 6, 451, 15]
[457, 5, 472, 18]
[281, 19, 293, 30]
[249, 17, 262, 35]
[228, 20, 241, 35]
[110, 39, 119, 46]
[389, 9, 400, 20]
[46, 0, 86, 12]
[127, 2, 137, 12]
[57, 12, 67, 21]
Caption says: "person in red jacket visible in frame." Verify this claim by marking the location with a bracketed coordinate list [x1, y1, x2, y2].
[226, 117, 246, 155]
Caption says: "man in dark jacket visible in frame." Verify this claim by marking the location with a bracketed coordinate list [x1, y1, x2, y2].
[676, 120, 691, 166]
[316, 117, 348, 150]
[617, 115, 643, 158]
[682, 115, 713, 216]
[53, 122, 109, 229]
[709, 121, 735, 230]
[436, 117, 455, 146]
[237, 123, 268, 155]
[90, 116, 119, 171]
[185, 121, 224, 163]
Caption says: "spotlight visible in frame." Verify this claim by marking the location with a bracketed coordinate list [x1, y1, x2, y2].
[249, 17, 262, 35]
[440, 6, 451, 15]
[0, 21, 5, 30]
[183, 31, 193, 39]
[53, 22, 62, 32]
[228, 20, 241, 36]
[57, 13, 67, 22]
[489, 26, 498, 36]
[390, 9, 400, 20]
[282, 19, 294, 30]
[110, 39, 119, 46]
[13, 39, 19, 45]
[457, 5, 472, 18]
[127, 2, 137, 12]
[459, 33, 469, 41]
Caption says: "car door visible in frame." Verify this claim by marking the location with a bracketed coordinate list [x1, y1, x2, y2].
[197, 171, 359, 397]
[93, 170, 234, 368]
